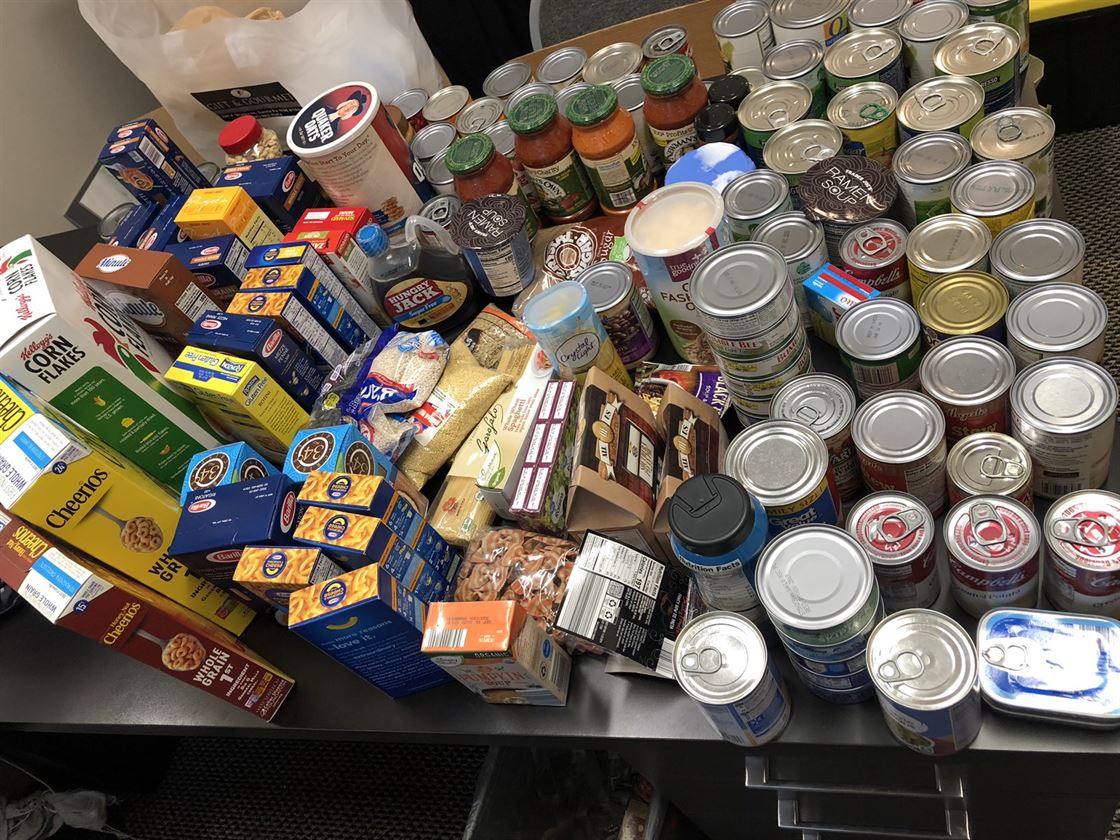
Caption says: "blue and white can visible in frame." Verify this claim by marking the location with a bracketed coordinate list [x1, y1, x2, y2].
[777, 598, 884, 661]
[786, 645, 867, 676]
[804, 679, 878, 703]
[791, 658, 874, 690]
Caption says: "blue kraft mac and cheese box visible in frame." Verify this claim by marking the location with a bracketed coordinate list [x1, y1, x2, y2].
[179, 441, 279, 506]
[218, 157, 324, 233]
[165, 235, 249, 302]
[187, 310, 325, 411]
[288, 565, 452, 698]
[108, 202, 160, 248]
[241, 264, 371, 352]
[99, 118, 210, 203]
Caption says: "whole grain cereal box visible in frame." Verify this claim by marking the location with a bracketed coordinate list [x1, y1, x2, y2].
[180, 441, 278, 505]
[233, 545, 343, 609]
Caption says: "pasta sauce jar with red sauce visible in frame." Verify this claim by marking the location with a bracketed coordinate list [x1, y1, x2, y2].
[641, 55, 708, 166]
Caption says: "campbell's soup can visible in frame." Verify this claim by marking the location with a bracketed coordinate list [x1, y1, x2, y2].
[839, 220, 910, 301]
[944, 495, 1040, 618]
[847, 492, 941, 612]
[1043, 490, 1120, 618]
[946, 432, 1033, 507]
[918, 335, 1015, 446]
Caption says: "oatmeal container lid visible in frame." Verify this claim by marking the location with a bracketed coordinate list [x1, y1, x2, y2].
[584, 42, 643, 86]
[1006, 284, 1107, 353]
[771, 0, 851, 28]
[456, 97, 505, 135]
[643, 26, 689, 60]
[411, 121, 458, 162]
[756, 526, 876, 631]
[764, 40, 826, 80]
[1043, 490, 1120, 570]
[673, 612, 770, 705]
[450, 194, 527, 250]
[934, 22, 1020, 77]
[771, 373, 857, 441]
[897, 76, 985, 133]
[692, 242, 790, 322]
[946, 432, 1031, 496]
[288, 81, 380, 158]
[971, 107, 1056, 162]
[951, 161, 1035, 217]
[723, 170, 791, 221]
[906, 214, 991, 272]
[1011, 358, 1118, 435]
[847, 491, 935, 563]
[576, 261, 633, 312]
[537, 46, 588, 86]
[738, 81, 814, 133]
[611, 74, 645, 111]
[918, 271, 1008, 337]
[852, 391, 946, 464]
[892, 131, 972, 186]
[944, 495, 1039, 569]
[836, 297, 921, 362]
[390, 88, 428, 119]
[505, 83, 557, 117]
[990, 220, 1085, 285]
[753, 212, 826, 262]
[624, 182, 725, 257]
[824, 29, 905, 80]
[483, 61, 534, 99]
[725, 421, 831, 508]
[764, 120, 845, 175]
[840, 220, 908, 271]
[424, 149, 453, 188]
[919, 335, 1015, 405]
[850, 0, 914, 28]
[798, 155, 899, 225]
[423, 85, 471, 122]
[714, 0, 771, 38]
[827, 82, 898, 129]
[868, 609, 977, 710]
[900, 0, 970, 43]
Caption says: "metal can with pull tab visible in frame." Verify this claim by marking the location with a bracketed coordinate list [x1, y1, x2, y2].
[847, 491, 941, 612]
[946, 431, 1033, 507]
[1043, 490, 1120, 619]
[839, 219, 910, 301]
[771, 373, 861, 501]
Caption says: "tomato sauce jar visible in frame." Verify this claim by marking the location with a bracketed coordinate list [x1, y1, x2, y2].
[446, 133, 539, 240]
[566, 86, 653, 214]
[641, 55, 708, 167]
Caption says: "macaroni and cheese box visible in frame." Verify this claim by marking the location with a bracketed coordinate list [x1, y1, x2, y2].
[165, 235, 249, 302]
[0, 236, 223, 486]
[108, 202, 160, 248]
[803, 263, 880, 347]
[233, 545, 342, 609]
[218, 157, 323, 232]
[0, 378, 253, 634]
[422, 601, 571, 705]
[187, 310, 325, 411]
[76, 244, 223, 349]
[287, 564, 452, 698]
[179, 441, 278, 506]
[286, 207, 377, 314]
[293, 505, 449, 601]
[175, 186, 283, 250]
[165, 347, 310, 462]
[241, 264, 369, 352]
[99, 118, 209, 203]
[227, 290, 348, 368]
[135, 194, 190, 252]
[0, 512, 291, 721]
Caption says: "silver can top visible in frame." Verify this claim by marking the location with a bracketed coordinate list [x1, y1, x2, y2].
[390, 88, 428, 119]
[424, 149, 453, 187]
[763, 40, 826, 80]
[990, 219, 1085, 285]
[836, 297, 921, 362]
[824, 29, 904, 80]
[850, 0, 914, 28]
[919, 335, 1015, 406]
[411, 120, 458, 162]
[555, 82, 593, 118]
[971, 107, 1056, 163]
[753, 211, 826, 262]
[536, 46, 588, 87]
[642, 26, 689, 60]
[771, 373, 857, 441]
[771, 0, 851, 28]
[723, 170, 791, 222]
[826, 81, 898, 129]
[611, 74, 645, 111]
[418, 194, 462, 227]
[897, 75, 985, 133]
[576, 261, 633, 312]
[483, 61, 534, 100]
[944, 495, 1039, 571]
[852, 391, 946, 464]
[1006, 283, 1107, 354]
[1011, 358, 1118, 435]
[673, 612, 770, 705]
[756, 526, 876, 631]
[483, 120, 516, 157]
[725, 420, 831, 509]
[422, 85, 471, 123]
[737, 81, 814, 133]
[732, 66, 770, 91]
[1043, 490, 1120, 574]
[892, 131, 972, 185]
[456, 97, 505, 135]
[691, 242, 791, 323]
[867, 609, 977, 710]
[899, 0, 970, 43]
[946, 432, 1031, 497]
[935, 22, 1020, 78]
[714, 0, 771, 38]
[951, 161, 1035, 218]
[840, 219, 908, 271]
[763, 120, 844, 175]
[846, 491, 935, 566]
[583, 42, 643, 86]
[505, 83, 557, 117]
[906, 213, 991, 272]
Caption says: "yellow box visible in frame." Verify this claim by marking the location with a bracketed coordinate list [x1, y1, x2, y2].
[233, 546, 343, 609]
[174, 186, 282, 249]
[164, 347, 309, 462]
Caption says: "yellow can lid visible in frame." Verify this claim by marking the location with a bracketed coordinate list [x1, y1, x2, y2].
[918, 270, 1008, 336]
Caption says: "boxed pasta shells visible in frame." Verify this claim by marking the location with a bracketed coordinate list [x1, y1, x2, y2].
[98, 118, 209, 203]
[179, 441, 278, 506]
[233, 546, 343, 610]
[509, 380, 580, 535]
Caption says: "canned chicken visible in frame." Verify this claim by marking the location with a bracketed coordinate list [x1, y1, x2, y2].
[763, 120, 845, 198]
[737, 81, 814, 165]
[537, 47, 588, 90]
[899, 0, 972, 84]
[971, 107, 1056, 218]
[906, 214, 991, 305]
[643, 26, 692, 62]
[797, 155, 899, 261]
[764, 40, 828, 117]
[1005, 283, 1106, 370]
[919, 335, 1015, 443]
[713, 1, 775, 71]
[824, 29, 907, 95]
[723, 170, 795, 240]
[691, 242, 795, 339]
[840, 219, 910, 300]
[575, 261, 658, 368]
[1043, 490, 1120, 618]
[990, 219, 1085, 299]
[892, 131, 972, 229]
[847, 492, 941, 611]
[772, 374, 861, 500]
[850, 0, 914, 30]
[836, 297, 924, 399]
[950, 160, 1035, 238]
[897, 75, 985, 140]
[583, 42, 643, 86]
[826, 81, 899, 168]
[934, 22, 1020, 114]
[947, 432, 1033, 506]
[770, 0, 851, 46]
[752, 212, 829, 327]
[945, 495, 1040, 616]
[483, 61, 534, 102]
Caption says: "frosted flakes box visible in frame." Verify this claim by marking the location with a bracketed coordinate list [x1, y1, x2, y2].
[218, 157, 324, 232]
[179, 441, 278, 506]
[233, 545, 343, 609]
[165, 235, 249, 302]
[0, 236, 223, 486]
[288, 564, 451, 698]
[241, 264, 370, 352]
[98, 118, 209, 203]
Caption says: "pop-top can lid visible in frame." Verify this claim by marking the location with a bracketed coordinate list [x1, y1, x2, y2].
[919, 335, 1015, 406]
[763, 40, 825, 80]
[1043, 490, 1120, 572]
[390, 88, 429, 119]
[763, 120, 844, 176]
[836, 297, 921, 362]
[483, 61, 534, 100]
[900, 0, 970, 43]
[1006, 283, 1107, 354]
[944, 495, 1039, 570]
[673, 612, 770, 705]
[411, 120, 458, 162]
[798, 155, 898, 225]
[1010, 358, 1118, 435]
[935, 22, 1020, 77]
[846, 491, 935, 567]
[867, 609, 977, 710]
[824, 29, 904, 80]
[840, 219, 908, 271]
[990, 219, 1085, 285]
[737, 81, 814, 133]
[483, 120, 516, 157]
[611, 74, 645, 111]
[756, 526, 876, 631]
[771, 0, 850, 28]
[537, 46, 588, 86]
[584, 42, 643, 86]
[771, 373, 856, 442]
[906, 213, 991, 272]
[669, 475, 758, 557]
[850, 0, 914, 28]
[946, 432, 1031, 497]
[897, 76, 984, 133]
[691, 242, 790, 323]
[970, 107, 1056, 163]
[951, 161, 1035, 218]
[827, 81, 898, 130]
[722, 170, 791, 222]
[918, 271, 1008, 337]
[456, 97, 505, 135]
[892, 131, 972, 186]
[418, 194, 461, 228]
[714, 0, 771, 38]
[575, 261, 632, 312]
[725, 420, 831, 509]
[423, 85, 472, 122]
[852, 391, 946, 464]
[753, 211, 825, 262]
[287, 81, 379, 158]
[643, 25, 689, 60]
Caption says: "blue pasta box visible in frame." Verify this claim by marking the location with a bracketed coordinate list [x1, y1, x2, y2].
[179, 441, 279, 506]
[187, 310, 325, 411]
[108, 202, 160, 248]
[287, 565, 452, 698]
[134, 194, 190, 252]
[218, 157, 324, 233]
[803, 263, 880, 347]
[165, 235, 249, 302]
[169, 473, 299, 608]
[99, 118, 210, 203]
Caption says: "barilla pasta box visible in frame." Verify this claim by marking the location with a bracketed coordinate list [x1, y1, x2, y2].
[165, 347, 309, 463]
[293, 505, 449, 601]
[218, 157, 323, 233]
[287, 564, 452, 698]
[108, 202, 160, 248]
[75, 244, 224, 349]
[170, 474, 299, 607]
[0, 376, 254, 634]
[227, 289, 348, 368]
[0, 236, 223, 486]
[422, 600, 571, 705]
[241, 264, 369, 352]
[286, 207, 376, 313]
[803, 263, 880, 347]
[233, 545, 342, 609]
[98, 118, 209, 203]
[165, 235, 249, 302]
[175, 186, 283, 250]
[179, 441, 278, 506]
[0, 511, 291, 720]
[134, 193, 190, 252]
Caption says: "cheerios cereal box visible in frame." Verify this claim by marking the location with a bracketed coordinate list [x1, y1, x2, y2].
[233, 546, 343, 609]
[0, 376, 254, 634]
[0, 511, 293, 720]
[180, 441, 278, 506]
[288, 564, 451, 698]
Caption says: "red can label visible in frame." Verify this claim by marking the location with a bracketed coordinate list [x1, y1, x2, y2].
[940, 396, 1010, 446]
[1044, 497, 1120, 615]
[851, 499, 939, 610]
[840, 223, 910, 299]
[948, 500, 1039, 616]
[857, 448, 948, 518]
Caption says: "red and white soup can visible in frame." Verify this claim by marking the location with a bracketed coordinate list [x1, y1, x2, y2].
[847, 491, 940, 612]
[1043, 490, 1120, 619]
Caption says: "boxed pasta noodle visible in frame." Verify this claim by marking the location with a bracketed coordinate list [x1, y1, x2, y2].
[174, 186, 283, 250]
[509, 380, 580, 535]
[227, 288, 348, 368]
[286, 207, 377, 314]
[0, 376, 254, 634]
[108, 202, 160, 248]
[165, 235, 249, 302]
[0, 236, 223, 486]
[133, 194, 190, 252]
[803, 263, 880, 347]
[233, 546, 343, 610]
[218, 157, 323, 233]
[180, 441, 277, 505]
[288, 564, 452, 698]
[241, 264, 370, 352]
[0, 512, 291, 721]
[98, 118, 209, 203]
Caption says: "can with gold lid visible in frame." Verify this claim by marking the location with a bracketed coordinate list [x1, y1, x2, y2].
[826, 81, 899, 168]
[918, 270, 1008, 345]
[905, 213, 990, 305]
[950, 160, 1035, 238]
[947, 431, 1033, 506]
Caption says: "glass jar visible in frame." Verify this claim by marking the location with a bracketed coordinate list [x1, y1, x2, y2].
[641, 55, 708, 166]
[508, 94, 598, 223]
[219, 115, 283, 164]
[446, 133, 539, 240]
[567, 85, 653, 214]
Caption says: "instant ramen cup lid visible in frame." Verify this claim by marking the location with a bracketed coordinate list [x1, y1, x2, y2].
[219, 115, 264, 155]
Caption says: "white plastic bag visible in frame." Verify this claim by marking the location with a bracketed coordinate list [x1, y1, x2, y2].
[79, 0, 443, 163]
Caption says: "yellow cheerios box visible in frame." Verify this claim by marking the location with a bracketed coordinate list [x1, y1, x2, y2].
[175, 186, 282, 249]
[233, 546, 343, 609]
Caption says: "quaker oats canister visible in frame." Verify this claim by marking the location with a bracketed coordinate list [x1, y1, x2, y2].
[839, 219, 910, 300]
[847, 491, 940, 612]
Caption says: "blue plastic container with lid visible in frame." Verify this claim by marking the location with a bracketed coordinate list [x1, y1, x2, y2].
[664, 142, 755, 190]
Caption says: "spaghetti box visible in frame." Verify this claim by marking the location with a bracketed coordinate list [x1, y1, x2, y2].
[170, 474, 299, 606]
[803, 263, 880, 347]
[218, 157, 323, 232]
[233, 546, 343, 610]
[241, 264, 369, 352]
[175, 186, 283, 250]
[75, 243, 223, 349]
[134, 193, 190, 252]
[99, 118, 209, 203]
[288, 565, 452, 699]
[422, 600, 571, 705]
[187, 310, 325, 411]
[179, 441, 278, 506]
[293, 505, 449, 601]
[227, 289, 348, 369]
[108, 202, 159, 248]
[0, 512, 293, 721]
[510, 380, 580, 535]
[165, 235, 249, 302]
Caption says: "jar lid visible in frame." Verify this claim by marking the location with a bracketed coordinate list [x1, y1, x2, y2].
[219, 115, 264, 155]
[641, 54, 696, 96]
[508, 94, 559, 135]
[707, 73, 750, 108]
[695, 103, 739, 142]
[668, 475, 757, 556]
[565, 85, 618, 126]
[445, 133, 496, 176]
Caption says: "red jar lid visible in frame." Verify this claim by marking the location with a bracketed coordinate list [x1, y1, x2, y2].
[219, 115, 264, 155]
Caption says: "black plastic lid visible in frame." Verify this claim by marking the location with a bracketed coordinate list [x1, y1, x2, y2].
[707, 74, 750, 109]
[667, 474, 755, 556]
[694, 103, 738, 143]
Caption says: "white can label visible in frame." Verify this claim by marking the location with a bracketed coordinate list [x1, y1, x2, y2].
[700, 663, 789, 746]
